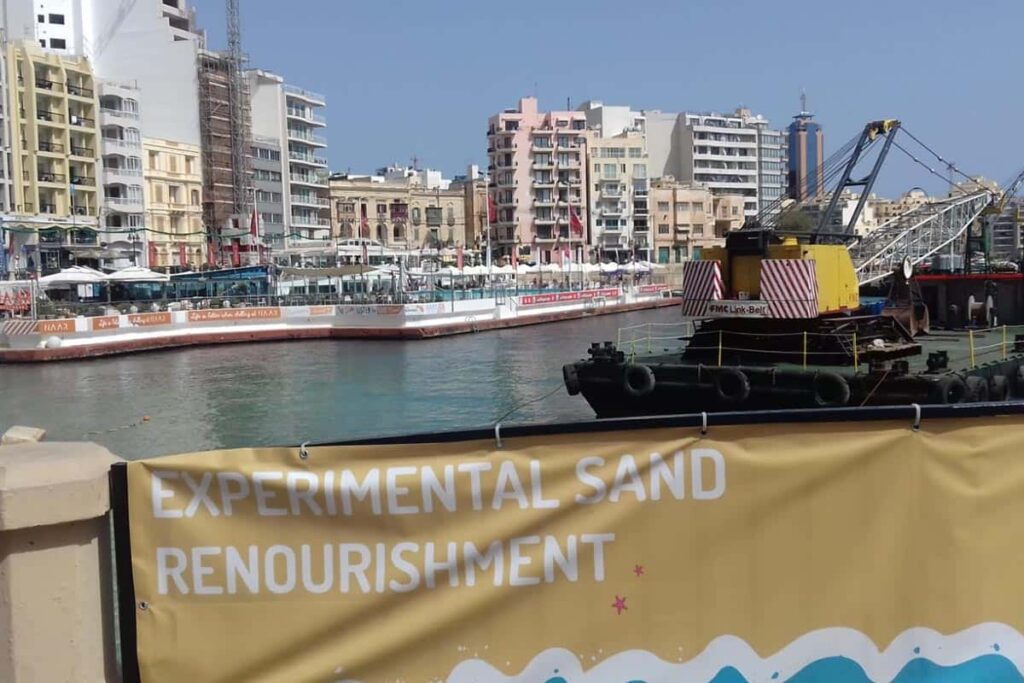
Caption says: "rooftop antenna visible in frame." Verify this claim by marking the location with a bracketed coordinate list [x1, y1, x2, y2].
[800, 89, 808, 114]
[411, 154, 420, 170]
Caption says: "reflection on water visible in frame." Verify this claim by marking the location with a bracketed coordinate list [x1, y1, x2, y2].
[0, 308, 679, 459]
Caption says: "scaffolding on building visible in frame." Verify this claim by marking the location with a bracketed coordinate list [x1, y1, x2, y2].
[197, 47, 252, 265]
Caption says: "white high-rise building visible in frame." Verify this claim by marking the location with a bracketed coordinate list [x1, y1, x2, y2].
[645, 108, 786, 219]
[3, 0, 206, 146]
[247, 69, 330, 264]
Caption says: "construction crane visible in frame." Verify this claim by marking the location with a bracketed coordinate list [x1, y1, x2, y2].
[225, 0, 251, 219]
[966, 166, 1024, 273]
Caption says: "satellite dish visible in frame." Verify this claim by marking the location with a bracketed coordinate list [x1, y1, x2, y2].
[901, 256, 913, 280]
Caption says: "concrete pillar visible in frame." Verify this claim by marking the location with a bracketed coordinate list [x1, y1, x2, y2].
[0, 442, 123, 682]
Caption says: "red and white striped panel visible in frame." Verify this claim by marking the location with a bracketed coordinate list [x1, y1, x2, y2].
[3, 319, 38, 337]
[760, 259, 818, 319]
[680, 260, 723, 317]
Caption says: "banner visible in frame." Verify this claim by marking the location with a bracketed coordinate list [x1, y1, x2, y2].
[120, 417, 1024, 682]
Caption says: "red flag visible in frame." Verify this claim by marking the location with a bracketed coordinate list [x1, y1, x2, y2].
[148, 241, 158, 268]
[511, 246, 518, 270]
[570, 208, 584, 237]
[207, 240, 216, 267]
[231, 239, 241, 267]
[456, 245, 464, 269]
[360, 204, 369, 237]
[361, 242, 368, 265]
[250, 209, 259, 238]
[487, 195, 497, 224]
[178, 243, 187, 268]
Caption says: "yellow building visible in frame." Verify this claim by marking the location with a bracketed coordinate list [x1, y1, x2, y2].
[6, 42, 101, 272]
[143, 139, 205, 270]
[330, 176, 468, 251]
[651, 179, 744, 263]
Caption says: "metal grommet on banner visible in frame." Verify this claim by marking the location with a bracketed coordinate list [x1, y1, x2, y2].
[138, 601, 149, 611]
[700, 411, 708, 436]
[911, 403, 922, 431]
[298, 441, 310, 460]
[494, 423, 503, 450]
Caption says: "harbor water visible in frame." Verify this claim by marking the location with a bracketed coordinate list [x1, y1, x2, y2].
[0, 307, 679, 459]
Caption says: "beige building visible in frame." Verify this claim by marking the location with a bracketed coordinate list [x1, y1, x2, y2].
[330, 176, 467, 252]
[587, 130, 650, 261]
[6, 41, 101, 273]
[870, 188, 934, 224]
[450, 170, 489, 251]
[651, 179, 744, 263]
[143, 139, 205, 270]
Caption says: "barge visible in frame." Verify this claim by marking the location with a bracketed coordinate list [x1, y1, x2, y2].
[564, 229, 1024, 418]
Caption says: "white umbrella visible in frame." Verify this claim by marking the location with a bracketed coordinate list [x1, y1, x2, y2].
[107, 266, 169, 282]
[521, 263, 541, 274]
[39, 266, 108, 286]
[462, 265, 487, 276]
[542, 263, 562, 274]
[582, 262, 602, 273]
[600, 262, 620, 274]
[494, 264, 515, 275]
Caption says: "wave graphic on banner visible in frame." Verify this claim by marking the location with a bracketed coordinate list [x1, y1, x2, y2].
[443, 623, 1024, 683]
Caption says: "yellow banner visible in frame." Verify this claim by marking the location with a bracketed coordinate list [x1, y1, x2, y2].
[126, 417, 1024, 682]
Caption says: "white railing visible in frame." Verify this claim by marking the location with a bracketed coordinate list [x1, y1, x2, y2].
[284, 84, 326, 103]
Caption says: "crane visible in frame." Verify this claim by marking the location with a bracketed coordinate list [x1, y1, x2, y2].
[225, 0, 251, 219]
[966, 166, 1024, 273]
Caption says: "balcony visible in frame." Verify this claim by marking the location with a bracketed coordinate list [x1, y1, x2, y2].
[286, 107, 327, 126]
[287, 128, 327, 146]
[602, 187, 623, 198]
[37, 110, 65, 125]
[535, 216, 556, 226]
[291, 216, 332, 228]
[532, 161, 554, 170]
[70, 174, 96, 187]
[39, 203, 57, 214]
[70, 145, 95, 158]
[67, 83, 94, 98]
[38, 140, 65, 154]
[290, 173, 328, 186]
[284, 83, 326, 105]
[104, 196, 144, 210]
[35, 78, 63, 92]
[100, 107, 140, 122]
[495, 177, 516, 188]
[103, 138, 140, 152]
[104, 167, 144, 182]
[290, 194, 330, 208]
[557, 160, 581, 169]
[533, 197, 555, 207]
[288, 150, 328, 167]
[37, 171, 66, 184]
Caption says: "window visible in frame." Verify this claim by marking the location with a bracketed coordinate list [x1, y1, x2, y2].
[185, 157, 194, 175]
[168, 155, 178, 173]
[731, 206, 739, 216]
[191, 190, 200, 205]
[446, 206, 455, 226]
[693, 224, 704, 235]
[170, 216, 181, 233]
[633, 164, 647, 179]
[658, 247, 670, 264]
[168, 186, 181, 203]
[49, 39, 66, 49]
[411, 207, 421, 225]
[38, 15, 44, 22]
[425, 206, 442, 227]
[154, 185, 163, 203]
[629, 147, 643, 159]
[256, 191, 280, 203]
[49, 14, 65, 24]
[658, 223, 670, 235]
[602, 164, 617, 179]
[605, 147, 625, 159]
[657, 201, 670, 212]
[148, 151, 158, 170]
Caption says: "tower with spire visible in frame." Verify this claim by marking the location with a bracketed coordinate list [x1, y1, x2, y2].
[787, 91, 824, 202]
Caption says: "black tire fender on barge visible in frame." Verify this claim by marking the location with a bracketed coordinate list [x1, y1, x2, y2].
[622, 363, 656, 398]
[965, 375, 989, 402]
[928, 375, 967, 405]
[810, 371, 851, 407]
[713, 367, 751, 405]
[563, 364, 581, 396]
[989, 374, 1009, 402]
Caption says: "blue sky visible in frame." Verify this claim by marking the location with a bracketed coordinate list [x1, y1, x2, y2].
[193, 0, 1023, 198]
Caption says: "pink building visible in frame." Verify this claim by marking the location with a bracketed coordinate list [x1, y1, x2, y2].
[487, 97, 589, 264]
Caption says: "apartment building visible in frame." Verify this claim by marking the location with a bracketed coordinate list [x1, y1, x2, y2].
[645, 108, 785, 220]
[143, 138, 204, 270]
[577, 100, 645, 139]
[449, 165, 488, 251]
[251, 136, 286, 256]
[487, 97, 588, 264]
[588, 131, 650, 261]
[98, 80, 146, 268]
[247, 69, 330, 264]
[5, 42, 100, 273]
[650, 179, 744, 263]
[329, 175, 467, 252]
